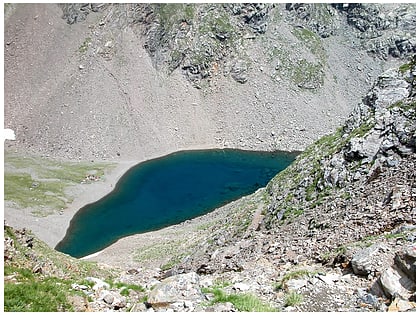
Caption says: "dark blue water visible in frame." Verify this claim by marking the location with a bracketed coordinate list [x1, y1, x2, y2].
[55, 149, 297, 258]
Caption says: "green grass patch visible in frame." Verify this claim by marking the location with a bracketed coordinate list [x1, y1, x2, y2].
[134, 239, 187, 270]
[161, 254, 187, 271]
[398, 56, 415, 74]
[281, 206, 304, 222]
[4, 225, 120, 312]
[4, 267, 74, 312]
[5, 172, 68, 212]
[292, 27, 325, 59]
[156, 3, 195, 32]
[202, 287, 277, 312]
[290, 26, 326, 88]
[284, 291, 303, 307]
[4, 153, 115, 215]
[105, 280, 145, 296]
[389, 100, 416, 112]
[196, 222, 213, 231]
[319, 244, 347, 262]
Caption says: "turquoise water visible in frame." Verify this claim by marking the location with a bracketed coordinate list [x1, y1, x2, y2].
[55, 149, 297, 258]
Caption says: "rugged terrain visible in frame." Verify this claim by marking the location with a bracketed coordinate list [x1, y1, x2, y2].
[3, 3, 416, 312]
[5, 3, 414, 160]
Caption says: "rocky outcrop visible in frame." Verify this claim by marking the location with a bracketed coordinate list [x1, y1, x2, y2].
[341, 3, 416, 59]
[285, 3, 416, 60]
[58, 3, 415, 87]
[59, 3, 108, 24]
[146, 272, 205, 311]
[225, 3, 272, 34]
[285, 3, 340, 38]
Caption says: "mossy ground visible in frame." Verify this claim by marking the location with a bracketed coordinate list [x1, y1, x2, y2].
[4, 152, 115, 216]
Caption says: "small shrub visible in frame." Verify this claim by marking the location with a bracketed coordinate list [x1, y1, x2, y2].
[284, 291, 303, 307]
[79, 37, 91, 53]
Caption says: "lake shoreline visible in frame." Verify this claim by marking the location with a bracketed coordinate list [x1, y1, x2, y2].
[55, 149, 297, 258]
[4, 159, 137, 249]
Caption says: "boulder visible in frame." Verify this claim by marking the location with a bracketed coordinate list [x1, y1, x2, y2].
[284, 278, 307, 291]
[379, 266, 415, 300]
[233, 282, 250, 291]
[394, 247, 416, 281]
[344, 131, 381, 162]
[351, 244, 382, 276]
[230, 59, 248, 84]
[387, 296, 416, 312]
[102, 293, 114, 305]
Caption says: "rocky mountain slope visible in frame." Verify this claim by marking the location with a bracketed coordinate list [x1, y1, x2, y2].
[3, 3, 416, 313]
[4, 3, 414, 160]
[4, 59, 416, 312]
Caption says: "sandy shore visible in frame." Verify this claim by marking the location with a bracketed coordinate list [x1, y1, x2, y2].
[4, 159, 135, 248]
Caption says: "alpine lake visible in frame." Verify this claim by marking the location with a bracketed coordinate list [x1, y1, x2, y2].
[55, 149, 298, 258]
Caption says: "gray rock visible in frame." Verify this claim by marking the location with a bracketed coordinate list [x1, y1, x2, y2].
[351, 244, 382, 276]
[388, 296, 416, 312]
[131, 302, 148, 312]
[147, 272, 204, 305]
[206, 302, 235, 312]
[344, 130, 381, 162]
[394, 247, 416, 281]
[357, 288, 380, 308]
[102, 293, 114, 305]
[233, 282, 250, 291]
[365, 69, 410, 109]
[286, 3, 340, 38]
[284, 278, 307, 291]
[345, 4, 416, 59]
[112, 296, 127, 310]
[317, 273, 340, 285]
[231, 59, 248, 84]
[379, 266, 415, 299]
[229, 4, 272, 34]
[71, 283, 88, 291]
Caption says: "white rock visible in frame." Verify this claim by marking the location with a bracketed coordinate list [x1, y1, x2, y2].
[233, 282, 250, 291]
[85, 277, 110, 291]
[284, 279, 307, 291]
[4, 128, 15, 141]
